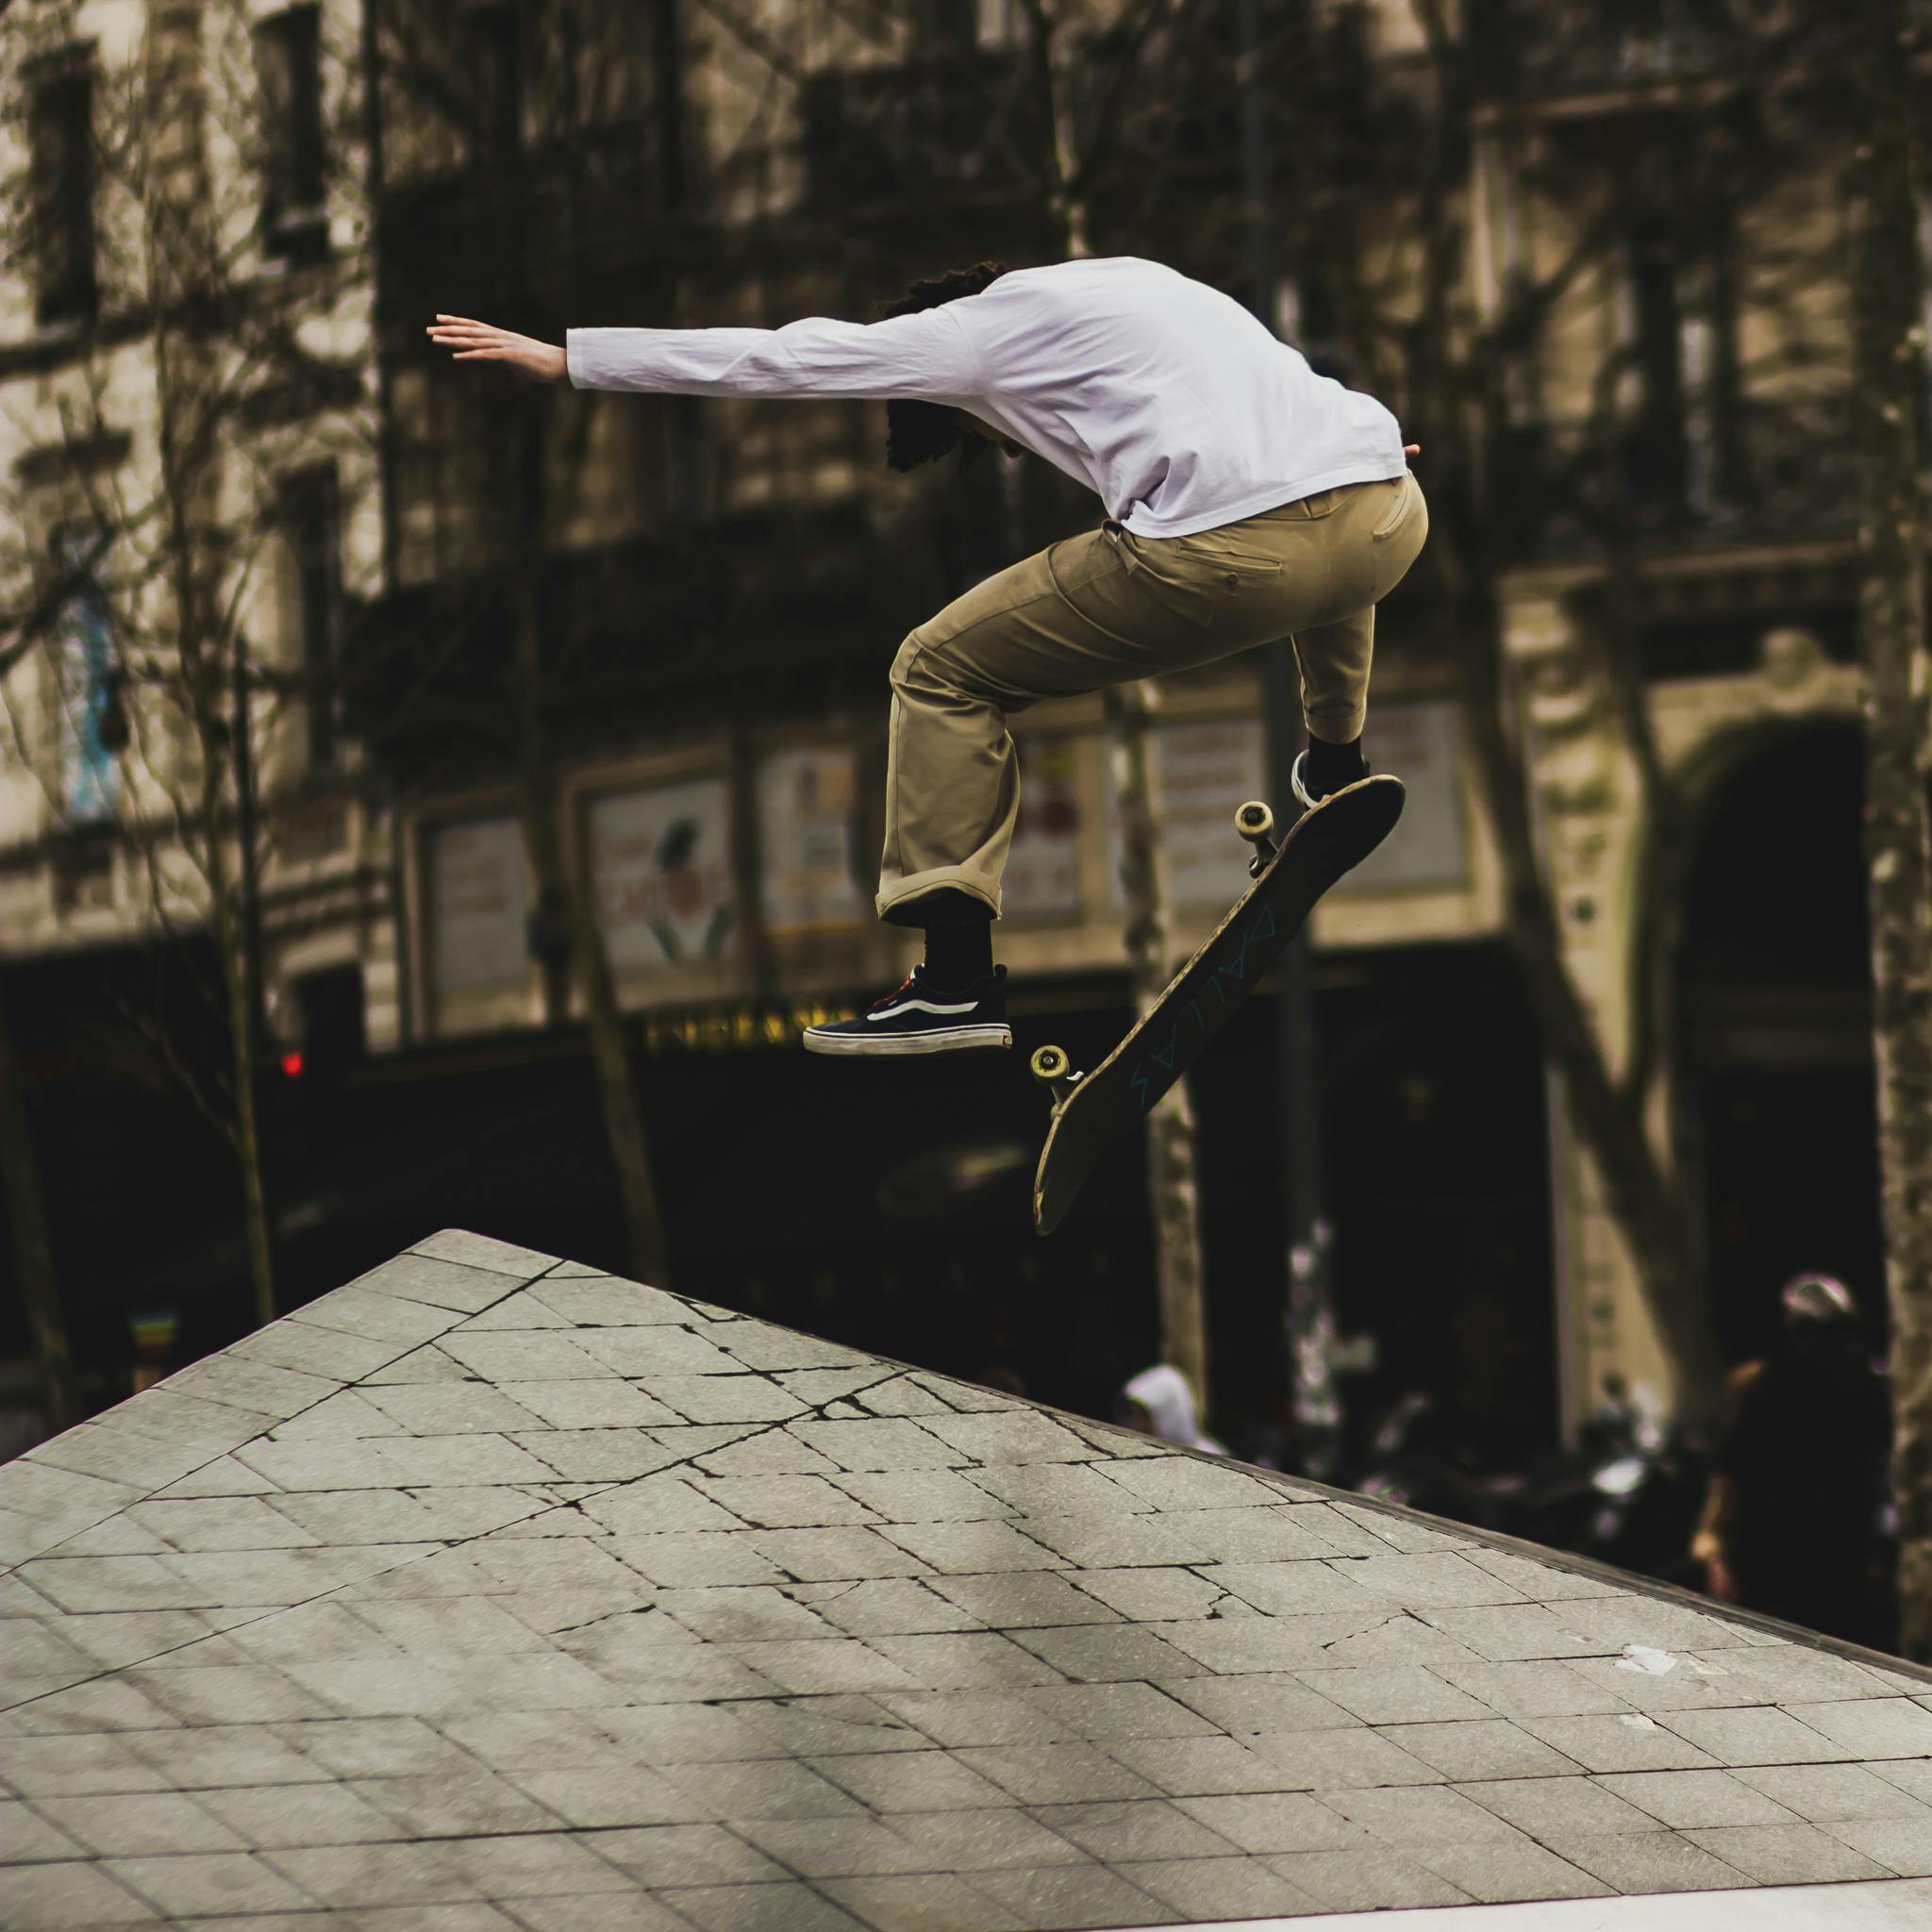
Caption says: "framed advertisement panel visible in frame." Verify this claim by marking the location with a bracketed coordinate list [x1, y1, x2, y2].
[1107, 716, 1269, 913]
[588, 776, 736, 972]
[1341, 700, 1467, 891]
[1102, 701, 1467, 913]
[428, 815, 529, 995]
[1005, 735, 1083, 920]
[758, 745, 866, 935]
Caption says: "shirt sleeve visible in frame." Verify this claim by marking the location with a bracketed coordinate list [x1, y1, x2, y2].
[567, 307, 983, 402]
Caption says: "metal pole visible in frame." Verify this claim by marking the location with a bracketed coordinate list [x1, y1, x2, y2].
[1237, 0, 1341, 1478]
[232, 633, 275, 1308]
[233, 636, 268, 1067]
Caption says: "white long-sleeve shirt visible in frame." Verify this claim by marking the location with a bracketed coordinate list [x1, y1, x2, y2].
[566, 257, 1407, 539]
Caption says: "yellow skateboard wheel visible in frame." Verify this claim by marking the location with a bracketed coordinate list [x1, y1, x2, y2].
[1030, 1044, 1071, 1086]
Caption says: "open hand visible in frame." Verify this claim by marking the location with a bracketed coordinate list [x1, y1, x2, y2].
[425, 315, 565, 382]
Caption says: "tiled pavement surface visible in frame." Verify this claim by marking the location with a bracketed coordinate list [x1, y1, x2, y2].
[4, 1229, 1931, 1932]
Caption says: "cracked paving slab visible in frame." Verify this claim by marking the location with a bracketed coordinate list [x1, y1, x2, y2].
[3, 1229, 1930, 1931]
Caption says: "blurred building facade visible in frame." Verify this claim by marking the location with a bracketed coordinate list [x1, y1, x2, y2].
[0, 0, 386, 1392]
[1465, 0, 1901, 1414]
[1, 0, 384, 958]
[0, 1, 1914, 1451]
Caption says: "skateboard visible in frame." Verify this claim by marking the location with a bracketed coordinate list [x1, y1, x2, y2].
[1028, 774, 1405, 1235]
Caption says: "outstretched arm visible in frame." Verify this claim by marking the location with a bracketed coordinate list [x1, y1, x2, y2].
[564, 308, 980, 401]
[425, 316, 565, 381]
[428, 308, 980, 404]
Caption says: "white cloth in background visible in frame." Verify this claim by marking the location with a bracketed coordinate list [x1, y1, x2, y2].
[566, 257, 1407, 539]
[1123, 1363, 1227, 1457]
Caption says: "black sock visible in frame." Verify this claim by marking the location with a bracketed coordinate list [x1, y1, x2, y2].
[924, 919, 993, 991]
[1306, 731, 1366, 798]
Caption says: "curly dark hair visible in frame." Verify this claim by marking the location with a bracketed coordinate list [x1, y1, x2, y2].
[878, 261, 1008, 473]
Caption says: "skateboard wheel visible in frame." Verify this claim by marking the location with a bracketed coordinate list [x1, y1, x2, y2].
[1236, 800, 1274, 841]
[1030, 1044, 1071, 1087]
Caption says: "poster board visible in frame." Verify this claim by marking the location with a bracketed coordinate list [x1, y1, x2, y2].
[589, 776, 736, 971]
[428, 816, 529, 994]
[758, 745, 866, 934]
[1339, 700, 1467, 891]
[1101, 702, 1468, 912]
[1004, 735, 1084, 920]
[1107, 716, 1269, 913]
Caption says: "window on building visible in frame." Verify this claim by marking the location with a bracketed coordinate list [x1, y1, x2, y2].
[1621, 216, 1690, 503]
[545, 389, 650, 547]
[278, 467, 341, 770]
[974, 0, 1024, 48]
[256, 6, 328, 263]
[917, 0, 978, 50]
[50, 527, 119, 824]
[1281, 272, 1357, 385]
[1620, 207, 1740, 512]
[462, 3, 522, 161]
[28, 55, 97, 325]
[714, 399, 865, 516]
[391, 364, 491, 584]
[289, 963, 366, 1065]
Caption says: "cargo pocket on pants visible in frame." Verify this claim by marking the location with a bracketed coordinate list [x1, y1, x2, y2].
[1371, 472, 1420, 541]
[1110, 532, 1221, 631]
[1185, 529, 1288, 579]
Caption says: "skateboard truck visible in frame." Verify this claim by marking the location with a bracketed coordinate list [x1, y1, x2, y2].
[1236, 799, 1276, 878]
[1029, 1043, 1081, 1106]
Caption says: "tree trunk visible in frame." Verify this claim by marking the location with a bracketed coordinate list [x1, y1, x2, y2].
[228, 640, 278, 1329]
[506, 408, 673, 1287]
[144, 1, 276, 1329]
[1106, 682, 1210, 1416]
[1238, 0, 1344, 1470]
[1030, 0, 1211, 1416]
[201, 741, 278, 1329]
[226, 908, 279, 1330]
[0, 980, 78, 1439]
[1851, 0, 1932, 1660]
[1451, 558, 1722, 1413]
[1024, 0, 1093, 259]
[567, 845, 674, 1286]
[1375, 4, 1728, 1421]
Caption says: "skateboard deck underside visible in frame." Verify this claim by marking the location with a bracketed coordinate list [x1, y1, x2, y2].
[1032, 775, 1405, 1236]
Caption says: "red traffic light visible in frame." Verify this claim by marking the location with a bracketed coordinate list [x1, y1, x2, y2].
[280, 1051, 305, 1079]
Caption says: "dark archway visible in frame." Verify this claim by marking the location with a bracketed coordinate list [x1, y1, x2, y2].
[1674, 722, 1882, 1363]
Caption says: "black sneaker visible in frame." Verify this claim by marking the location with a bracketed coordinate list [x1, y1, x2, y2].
[804, 965, 1011, 1057]
[1291, 747, 1369, 808]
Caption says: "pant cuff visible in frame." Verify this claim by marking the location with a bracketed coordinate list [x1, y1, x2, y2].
[877, 867, 1002, 924]
[1307, 704, 1369, 745]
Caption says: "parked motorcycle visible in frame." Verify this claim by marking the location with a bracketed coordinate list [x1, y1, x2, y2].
[1344, 1378, 1711, 1589]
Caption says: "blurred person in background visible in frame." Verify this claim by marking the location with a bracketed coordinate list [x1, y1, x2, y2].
[1690, 1273, 1891, 1647]
[1118, 1363, 1226, 1456]
[426, 259, 1423, 1059]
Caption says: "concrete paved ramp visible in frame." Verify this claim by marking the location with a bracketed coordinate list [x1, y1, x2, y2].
[1180, 1874, 1932, 1928]
[3, 1229, 1929, 1930]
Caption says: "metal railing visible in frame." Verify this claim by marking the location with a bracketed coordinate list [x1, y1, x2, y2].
[1462, 0, 1911, 103]
[797, 49, 1042, 215]
[1489, 392, 1861, 559]
[375, 124, 677, 335]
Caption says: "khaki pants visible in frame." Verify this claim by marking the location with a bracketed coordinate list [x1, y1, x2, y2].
[877, 471, 1428, 920]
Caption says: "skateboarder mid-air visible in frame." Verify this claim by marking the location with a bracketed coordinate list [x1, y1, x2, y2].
[427, 258, 1426, 1057]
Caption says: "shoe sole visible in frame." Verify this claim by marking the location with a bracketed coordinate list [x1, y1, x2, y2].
[803, 1024, 1012, 1057]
